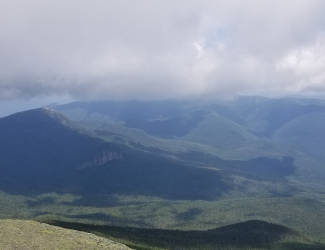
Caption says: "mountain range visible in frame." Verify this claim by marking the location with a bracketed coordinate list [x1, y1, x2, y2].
[1, 96, 325, 247]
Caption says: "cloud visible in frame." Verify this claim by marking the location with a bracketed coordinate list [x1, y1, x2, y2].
[1, 0, 325, 100]
[276, 39, 325, 92]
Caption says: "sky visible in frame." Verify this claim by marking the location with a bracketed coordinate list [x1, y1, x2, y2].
[1, 0, 325, 115]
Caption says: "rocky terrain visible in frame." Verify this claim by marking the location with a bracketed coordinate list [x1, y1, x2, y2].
[0, 219, 131, 250]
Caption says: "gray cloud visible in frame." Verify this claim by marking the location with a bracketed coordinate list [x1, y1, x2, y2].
[1, 0, 325, 100]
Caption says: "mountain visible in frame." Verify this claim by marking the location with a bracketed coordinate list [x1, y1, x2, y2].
[222, 96, 325, 137]
[0, 219, 131, 250]
[273, 112, 325, 158]
[55, 100, 205, 138]
[55, 97, 325, 181]
[56, 96, 325, 143]
[0, 108, 234, 200]
[1, 97, 325, 246]
[183, 111, 260, 150]
[0, 107, 300, 200]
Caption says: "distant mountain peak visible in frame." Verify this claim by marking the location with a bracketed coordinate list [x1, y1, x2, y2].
[0, 108, 77, 134]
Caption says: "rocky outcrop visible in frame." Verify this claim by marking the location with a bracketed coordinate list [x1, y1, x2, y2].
[93, 151, 123, 166]
[81, 151, 123, 169]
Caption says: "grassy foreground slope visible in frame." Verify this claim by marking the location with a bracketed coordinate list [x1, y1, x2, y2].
[0, 219, 131, 250]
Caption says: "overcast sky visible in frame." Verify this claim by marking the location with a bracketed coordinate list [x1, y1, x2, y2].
[1, 0, 325, 109]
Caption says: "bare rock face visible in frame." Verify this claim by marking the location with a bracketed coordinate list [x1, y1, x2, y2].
[0, 219, 132, 250]
[81, 151, 123, 169]
[93, 151, 123, 166]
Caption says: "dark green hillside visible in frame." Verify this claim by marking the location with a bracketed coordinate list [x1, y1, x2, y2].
[177, 151, 295, 181]
[47, 220, 325, 250]
[0, 108, 232, 199]
[0, 108, 123, 194]
[0, 108, 298, 200]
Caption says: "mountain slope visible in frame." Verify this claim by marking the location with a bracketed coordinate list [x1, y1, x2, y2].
[55, 97, 325, 183]
[184, 112, 259, 150]
[273, 112, 325, 159]
[55, 99, 283, 160]
[56, 100, 205, 138]
[0, 108, 298, 200]
[215, 96, 325, 137]
[0, 108, 234, 200]
[0, 219, 131, 250]
[0, 108, 124, 193]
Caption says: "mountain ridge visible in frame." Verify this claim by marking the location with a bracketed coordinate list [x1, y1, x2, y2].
[47, 219, 323, 250]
